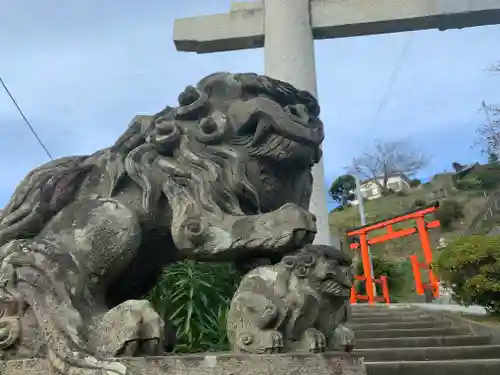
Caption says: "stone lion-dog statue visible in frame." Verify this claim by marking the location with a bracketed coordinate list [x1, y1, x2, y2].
[227, 244, 355, 354]
[0, 72, 325, 374]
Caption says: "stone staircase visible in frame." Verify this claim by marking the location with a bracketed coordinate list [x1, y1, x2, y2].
[351, 304, 500, 375]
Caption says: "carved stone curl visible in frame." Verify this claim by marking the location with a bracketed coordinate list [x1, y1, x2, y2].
[227, 244, 355, 354]
[0, 291, 22, 352]
[0, 72, 324, 374]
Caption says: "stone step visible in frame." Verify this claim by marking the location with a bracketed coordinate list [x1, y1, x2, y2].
[356, 335, 492, 349]
[351, 305, 422, 314]
[352, 320, 442, 331]
[351, 310, 431, 320]
[351, 314, 435, 324]
[351, 303, 419, 311]
[351, 308, 423, 316]
[355, 344, 500, 362]
[365, 359, 500, 375]
[355, 327, 467, 339]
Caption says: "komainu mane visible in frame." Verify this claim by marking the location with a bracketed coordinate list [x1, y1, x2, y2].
[0, 72, 324, 374]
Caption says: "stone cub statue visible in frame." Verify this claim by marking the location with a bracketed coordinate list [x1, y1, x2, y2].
[227, 244, 355, 354]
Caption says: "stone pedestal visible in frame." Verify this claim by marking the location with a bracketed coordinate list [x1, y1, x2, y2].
[0, 352, 366, 375]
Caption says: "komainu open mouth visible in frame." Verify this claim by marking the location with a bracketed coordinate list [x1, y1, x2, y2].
[229, 97, 324, 148]
[321, 280, 348, 296]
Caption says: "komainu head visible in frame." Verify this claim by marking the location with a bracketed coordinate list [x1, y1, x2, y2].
[112, 72, 324, 221]
[0, 72, 323, 254]
[280, 244, 354, 298]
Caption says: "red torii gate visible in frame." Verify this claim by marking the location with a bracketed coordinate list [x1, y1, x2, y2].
[347, 202, 441, 304]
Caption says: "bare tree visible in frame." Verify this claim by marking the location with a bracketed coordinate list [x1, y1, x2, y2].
[487, 61, 500, 73]
[491, 64, 500, 118]
[351, 139, 428, 193]
[474, 61, 500, 161]
[475, 113, 500, 162]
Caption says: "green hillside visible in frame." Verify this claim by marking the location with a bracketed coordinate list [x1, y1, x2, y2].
[329, 164, 500, 302]
[329, 171, 493, 260]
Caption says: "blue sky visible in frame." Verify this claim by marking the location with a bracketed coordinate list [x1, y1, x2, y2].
[0, 0, 499, 209]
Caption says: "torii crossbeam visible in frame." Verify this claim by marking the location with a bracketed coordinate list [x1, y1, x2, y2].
[174, 0, 500, 54]
[173, 0, 500, 246]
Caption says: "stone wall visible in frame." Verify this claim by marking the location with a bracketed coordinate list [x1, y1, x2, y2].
[1, 353, 366, 375]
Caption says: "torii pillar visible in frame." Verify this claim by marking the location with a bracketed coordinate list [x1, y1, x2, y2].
[174, 0, 500, 246]
[263, 0, 329, 245]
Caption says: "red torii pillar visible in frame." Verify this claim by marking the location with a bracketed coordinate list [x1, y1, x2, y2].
[347, 202, 441, 304]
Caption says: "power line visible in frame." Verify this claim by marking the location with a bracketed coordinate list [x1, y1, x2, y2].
[349, 33, 414, 287]
[352, 32, 415, 173]
[351, 32, 415, 172]
[363, 33, 415, 148]
[0, 76, 53, 160]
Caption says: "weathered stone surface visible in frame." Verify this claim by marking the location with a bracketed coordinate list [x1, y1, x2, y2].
[0, 352, 366, 375]
[174, 0, 500, 54]
[0, 72, 345, 375]
[228, 244, 355, 354]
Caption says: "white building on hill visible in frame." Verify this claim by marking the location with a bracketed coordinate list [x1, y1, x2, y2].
[351, 173, 411, 206]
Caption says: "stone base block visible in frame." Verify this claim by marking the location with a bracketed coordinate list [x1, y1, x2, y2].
[0, 352, 366, 375]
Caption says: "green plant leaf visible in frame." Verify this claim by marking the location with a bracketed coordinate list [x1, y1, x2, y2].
[147, 260, 242, 353]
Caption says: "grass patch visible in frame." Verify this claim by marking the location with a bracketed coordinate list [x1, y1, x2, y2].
[457, 312, 500, 327]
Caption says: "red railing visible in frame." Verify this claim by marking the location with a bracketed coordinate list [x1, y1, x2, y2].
[410, 254, 439, 298]
[350, 275, 390, 304]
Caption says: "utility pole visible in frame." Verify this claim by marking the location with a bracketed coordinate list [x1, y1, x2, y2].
[354, 175, 368, 227]
[354, 171, 377, 297]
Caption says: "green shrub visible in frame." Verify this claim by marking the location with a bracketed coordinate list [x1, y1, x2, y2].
[356, 255, 405, 299]
[395, 190, 408, 197]
[455, 177, 482, 191]
[473, 168, 500, 190]
[395, 259, 415, 287]
[331, 205, 345, 213]
[148, 261, 242, 353]
[436, 235, 500, 313]
[410, 179, 422, 188]
[435, 200, 464, 230]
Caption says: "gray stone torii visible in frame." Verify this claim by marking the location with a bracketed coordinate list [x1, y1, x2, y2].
[173, 0, 500, 246]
